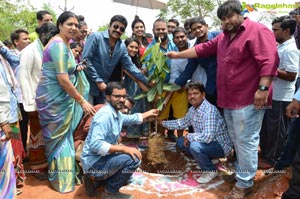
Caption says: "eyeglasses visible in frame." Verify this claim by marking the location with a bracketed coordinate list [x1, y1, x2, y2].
[112, 24, 125, 33]
[111, 94, 127, 99]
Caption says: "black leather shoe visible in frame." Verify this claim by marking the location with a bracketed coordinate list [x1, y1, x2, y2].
[82, 174, 98, 197]
[281, 191, 300, 199]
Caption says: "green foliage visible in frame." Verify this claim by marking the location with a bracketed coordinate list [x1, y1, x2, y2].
[134, 42, 180, 110]
[0, 0, 57, 42]
[159, 0, 225, 29]
[0, 0, 36, 41]
[41, 3, 57, 23]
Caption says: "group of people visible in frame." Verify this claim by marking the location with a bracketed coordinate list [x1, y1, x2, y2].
[1, 1, 300, 199]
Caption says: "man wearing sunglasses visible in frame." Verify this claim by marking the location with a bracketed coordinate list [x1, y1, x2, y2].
[82, 15, 148, 105]
[81, 82, 159, 199]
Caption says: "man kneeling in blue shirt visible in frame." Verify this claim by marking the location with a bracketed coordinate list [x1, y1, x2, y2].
[81, 82, 159, 199]
[160, 82, 232, 184]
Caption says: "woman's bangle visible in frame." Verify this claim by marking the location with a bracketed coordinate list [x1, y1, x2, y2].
[74, 93, 82, 101]
[78, 96, 85, 105]
[75, 94, 85, 105]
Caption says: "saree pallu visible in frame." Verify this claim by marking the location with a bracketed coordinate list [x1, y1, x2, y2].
[0, 131, 17, 199]
[10, 122, 26, 186]
[36, 69, 89, 193]
[28, 111, 48, 178]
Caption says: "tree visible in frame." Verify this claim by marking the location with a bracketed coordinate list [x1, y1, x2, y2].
[0, 0, 36, 41]
[159, 0, 225, 29]
[0, 0, 57, 42]
[134, 41, 180, 167]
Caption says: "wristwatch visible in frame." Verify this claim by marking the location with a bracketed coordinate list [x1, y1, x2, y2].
[258, 85, 269, 91]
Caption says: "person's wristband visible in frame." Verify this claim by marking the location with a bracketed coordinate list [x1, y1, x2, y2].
[258, 85, 269, 91]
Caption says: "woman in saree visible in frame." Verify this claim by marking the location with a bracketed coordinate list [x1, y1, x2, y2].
[19, 22, 57, 181]
[35, 11, 95, 193]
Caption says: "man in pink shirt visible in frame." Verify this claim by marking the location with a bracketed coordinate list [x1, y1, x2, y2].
[167, 1, 278, 198]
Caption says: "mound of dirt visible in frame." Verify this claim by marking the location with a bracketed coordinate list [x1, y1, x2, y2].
[140, 150, 188, 174]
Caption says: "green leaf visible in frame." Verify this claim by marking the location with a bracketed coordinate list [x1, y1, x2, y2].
[147, 73, 154, 81]
[156, 98, 165, 111]
[147, 59, 155, 71]
[163, 83, 181, 91]
[156, 79, 163, 95]
[162, 64, 170, 73]
[134, 92, 147, 100]
[159, 72, 166, 80]
[141, 45, 154, 62]
[147, 87, 157, 102]
[154, 76, 161, 84]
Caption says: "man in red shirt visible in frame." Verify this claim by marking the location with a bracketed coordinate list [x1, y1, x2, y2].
[167, 1, 278, 198]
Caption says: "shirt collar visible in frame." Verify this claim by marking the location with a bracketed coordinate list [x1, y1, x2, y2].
[278, 38, 295, 48]
[107, 102, 119, 119]
[192, 98, 209, 112]
[104, 30, 110, 39]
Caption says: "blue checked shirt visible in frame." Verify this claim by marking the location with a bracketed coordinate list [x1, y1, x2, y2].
[162, 99, 232, 156]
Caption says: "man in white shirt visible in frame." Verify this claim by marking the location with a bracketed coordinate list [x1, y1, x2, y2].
[260, 16, 299, 167]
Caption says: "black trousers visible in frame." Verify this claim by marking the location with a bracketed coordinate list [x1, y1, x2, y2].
[260, 100, 290, 164]
[281, 121, 300, 199]
[19, 103, 28, 153]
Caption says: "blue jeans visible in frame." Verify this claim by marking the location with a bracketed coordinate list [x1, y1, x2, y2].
[177, 137, 225, 171]
[224, 104, 265, 188]
[87, 153, 140, 193]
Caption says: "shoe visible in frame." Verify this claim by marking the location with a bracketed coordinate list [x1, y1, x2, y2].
[281, 191, 300, 199]
[224, 185, 252, 199]
[196, 171, 218, 183]
[82, 174, 98, 197]
[274, 161, 290, 171]
[101, 191, 134, 199]
[258, 159, 274, 169]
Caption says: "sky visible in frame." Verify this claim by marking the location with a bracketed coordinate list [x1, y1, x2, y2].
[27, 0, 163, 36]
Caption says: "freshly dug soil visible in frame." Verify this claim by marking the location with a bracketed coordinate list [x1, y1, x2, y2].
[141, 150, 187, 174]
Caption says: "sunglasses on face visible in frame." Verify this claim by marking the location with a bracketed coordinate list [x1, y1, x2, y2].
[112, 24, 125, 33]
